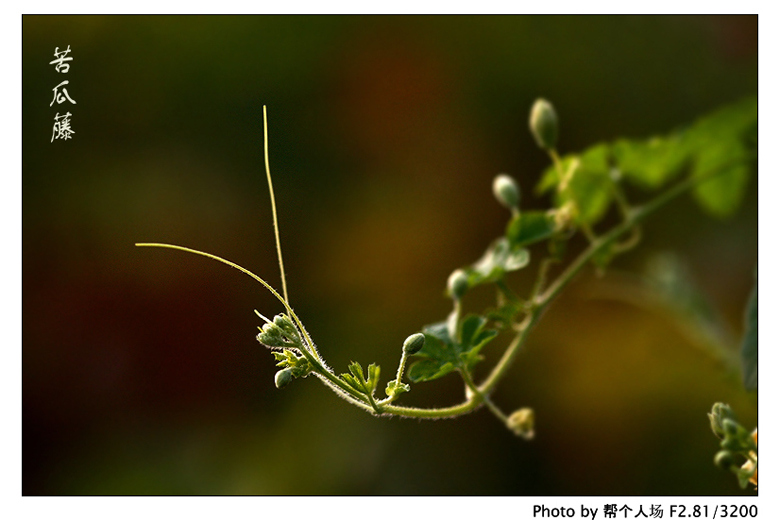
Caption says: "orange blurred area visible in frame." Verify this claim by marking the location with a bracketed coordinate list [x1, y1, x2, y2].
[23, 15, 756, 495]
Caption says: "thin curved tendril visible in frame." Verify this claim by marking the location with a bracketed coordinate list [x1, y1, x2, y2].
[263, 105, 289, 305]
[133, 242, 319, 361]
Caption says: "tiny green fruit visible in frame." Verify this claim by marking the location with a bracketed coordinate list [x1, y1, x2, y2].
[447, 269, 469, 300]
[275, 368, 293, 388]
[403, 332, 426, 355]
[714, 450, 735, 470]
[492, 174, 521, 211]
[529, 98, 558, 150]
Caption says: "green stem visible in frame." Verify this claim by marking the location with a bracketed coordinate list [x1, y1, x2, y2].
[611, 179, 633, 220]
[461, 368, 508, 423]
[530, 257, 557, 301]
[480, 167, 732, 397]
[496, 279, 521, 304]
[298, 348, 372, 407]
[395, 352, 409, 384]
[356, 166, 736, 420]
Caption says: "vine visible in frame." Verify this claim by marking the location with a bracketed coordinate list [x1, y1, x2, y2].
[137, 97, 756, 483]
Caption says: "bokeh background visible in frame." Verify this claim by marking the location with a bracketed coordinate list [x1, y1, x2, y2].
[23, 15, 757, 495]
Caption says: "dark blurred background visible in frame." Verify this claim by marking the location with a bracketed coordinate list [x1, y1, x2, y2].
[23, 15, 757, 495]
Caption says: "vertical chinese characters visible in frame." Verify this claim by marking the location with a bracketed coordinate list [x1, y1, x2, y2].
[49, 46, 76, 142]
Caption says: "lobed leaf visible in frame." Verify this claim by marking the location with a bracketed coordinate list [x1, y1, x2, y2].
[535, 144, 614, 226]
[612, 133, 689, 190]
[462, 238, 530, 291]
[506, 211, 557, 248]
[408, 315, 498, 383]
[535, 97, 756, 221]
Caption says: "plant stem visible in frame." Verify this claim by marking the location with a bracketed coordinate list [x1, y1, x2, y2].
[374, 164, 739, 420]
[461, 368, 508, 423]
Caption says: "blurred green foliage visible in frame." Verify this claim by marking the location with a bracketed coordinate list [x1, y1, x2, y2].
[23, 15, 756, 495]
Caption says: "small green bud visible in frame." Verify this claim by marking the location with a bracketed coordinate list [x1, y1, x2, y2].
[714, 450, 735, 470]
[722, 418, 740, 437]
[529, 98, 559, 150]
[507, 407, 535, 440]
[708, 402, 737, 438]
[273, 314, 300, 340]
[273, 314, 290, 328]
[447, 269, 469, 300]
[403, 332, 426, 355]
[274, 368, 293, 388]
[257, 324, 284, 347]
[492, 174, 521, 211]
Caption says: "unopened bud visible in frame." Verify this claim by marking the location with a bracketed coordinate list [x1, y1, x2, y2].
[529, 98, 558, 150]
[507, 407, 535, 440]
[492, 174, 521, 211]
[708, 402, 736, 438]
[447, 269, 469, 300]
[722, 418, 740, 437]
[274, 368, 293, 388]
[257, 323, 284, 347]
[714, 450, 734, 470]
[403, 332, 426, 355]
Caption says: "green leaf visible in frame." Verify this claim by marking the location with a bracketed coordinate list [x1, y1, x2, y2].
[366, 363, 380, 394]
[536, 97, 756, 220]
[348, 361, 365, 383]
[408, 315, 498, 383]
[535, 144, 614, 226]
[341, 361, 371, 394]
[459, 315, 498, 371]
[385, 380, 410, 398]
[691, 140, 751, 218]
[506, 211, 557, 247]
[566, 164, 614, 225]
[462, 238, 530, 291]
[408, 359, 457, 383]
[687, 98, 755, 217]
[741, 275, 757, 391]
[613, 133, 689, 190]
[485, 299, 523, 329]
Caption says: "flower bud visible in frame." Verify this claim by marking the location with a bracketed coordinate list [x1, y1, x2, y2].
[721, 418, 740, 437]
[708, 402, 736, 438]
[714, 450, 734, 470]
[529, 98, 558, 150]
[257, 323, 284, 347]
[403, 332, 426, 355]
[274, 368, 293, 388]
[507, 407, 535, 440]
[273, 313, 300, 339]
[447, 269, 469, 300]
[492, 174, 521, 211]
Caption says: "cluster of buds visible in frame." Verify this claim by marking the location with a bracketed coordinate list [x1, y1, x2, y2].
[257, 313, 311, 388]
[257, 313, 303, 349]
[709, 403, 757, 488]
